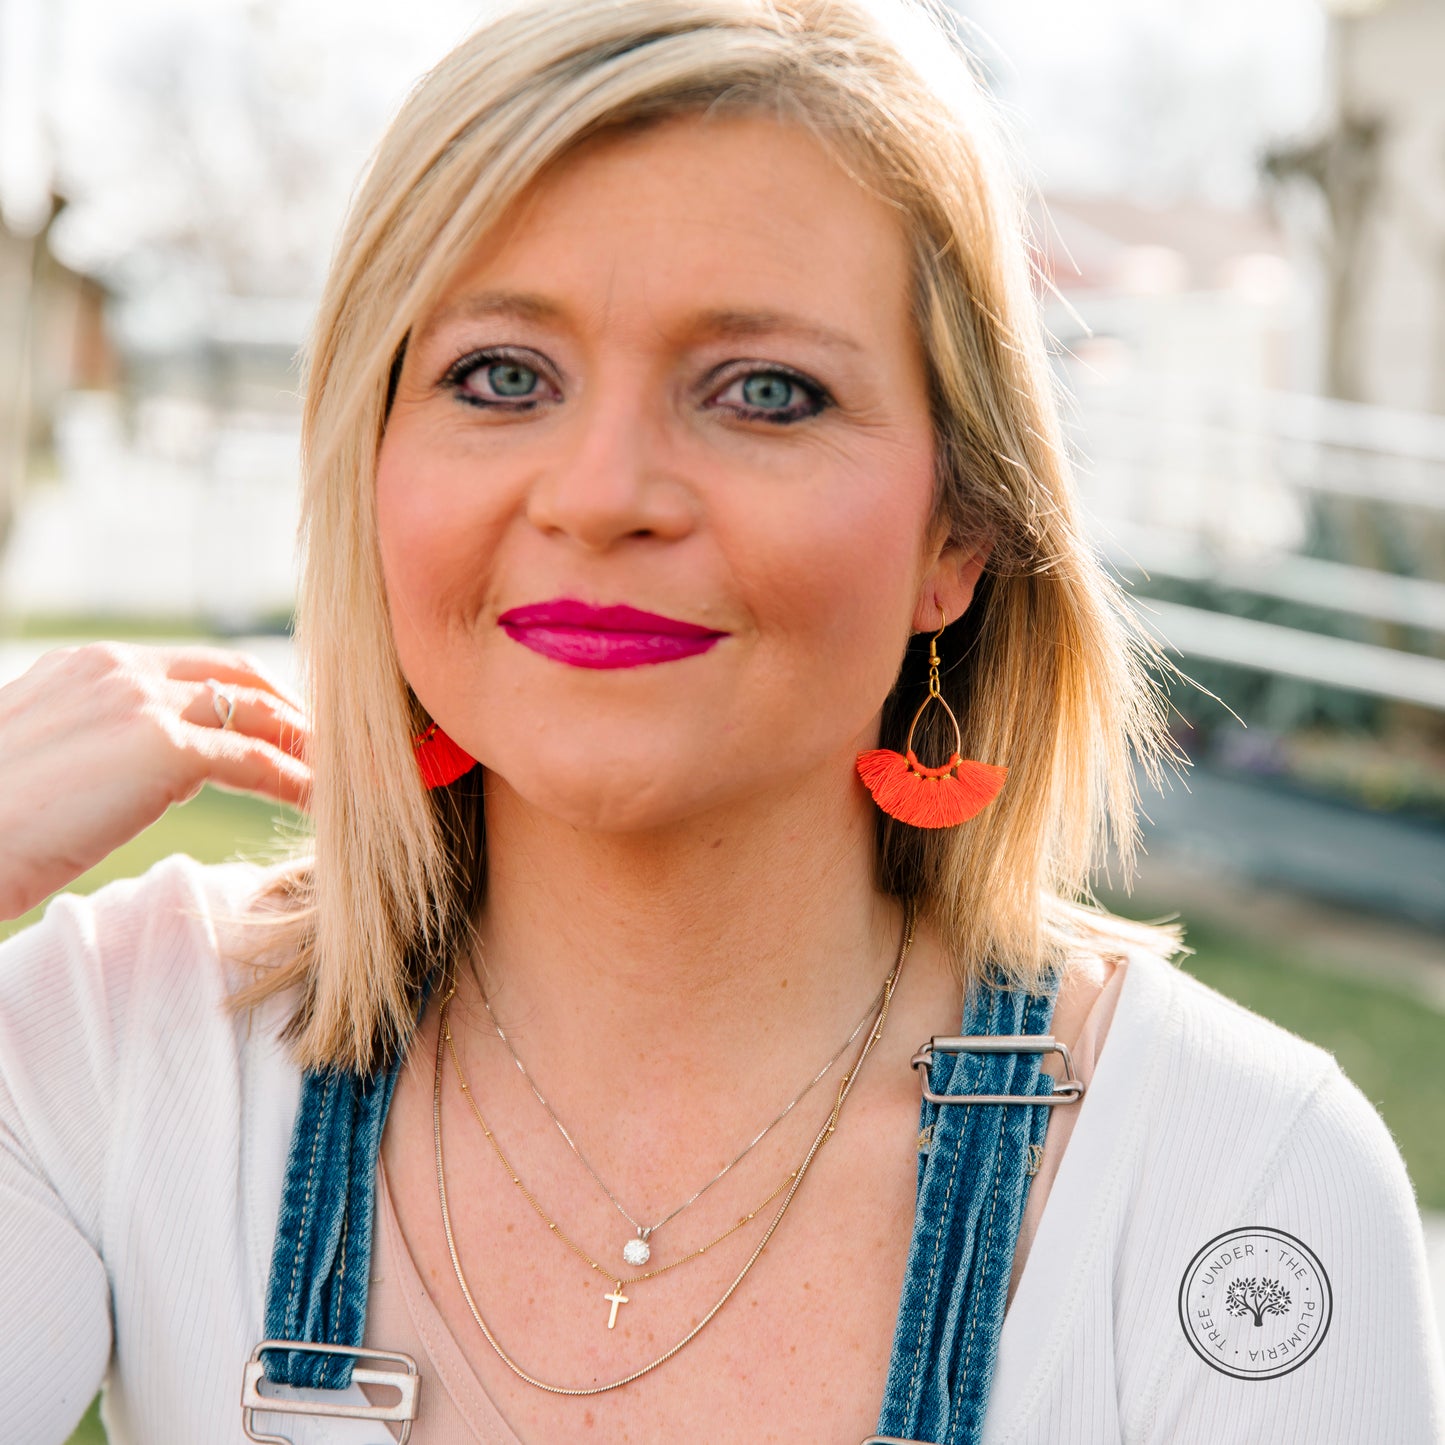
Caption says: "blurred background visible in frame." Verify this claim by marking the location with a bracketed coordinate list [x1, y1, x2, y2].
[0, 0, 1441, 1437]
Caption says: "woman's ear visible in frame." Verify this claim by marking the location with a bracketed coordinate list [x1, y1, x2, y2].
[913, 533, 994, 632]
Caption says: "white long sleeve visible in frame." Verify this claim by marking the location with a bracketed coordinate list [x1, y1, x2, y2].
[0, 856, 290, 1445]
[1136, 1063, 1443, 1441]
[2, 854, 1442, 1444]
[985, 939, 1445, 1444]
[0, 883, 116, 1443]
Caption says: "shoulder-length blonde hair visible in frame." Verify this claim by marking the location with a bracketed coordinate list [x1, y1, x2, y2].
[227, 0, 1188, 1076]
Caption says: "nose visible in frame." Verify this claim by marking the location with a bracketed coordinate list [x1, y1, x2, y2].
[525, 391, 697, 552]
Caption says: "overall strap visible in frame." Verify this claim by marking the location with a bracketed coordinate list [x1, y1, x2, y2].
[871, 967, 1064, 1445]
[258, 973, 434, 1392]
[239, 982, 430, 1433]
[257, 1065, 399, 1392]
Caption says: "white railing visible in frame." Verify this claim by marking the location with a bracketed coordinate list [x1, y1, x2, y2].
[1066, 376, 1445, 710]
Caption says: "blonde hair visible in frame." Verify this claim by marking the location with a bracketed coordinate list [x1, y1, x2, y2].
[226, 0, 1188, 1075]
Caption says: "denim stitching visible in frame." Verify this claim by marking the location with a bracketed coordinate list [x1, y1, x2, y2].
[283, 1078, 328, 1327]
[876, 981, 1053, 1439]
[949, 1109, 1009, 1445]
[332, 1202, 349, 1343]
[904, 1094, 971, 1423]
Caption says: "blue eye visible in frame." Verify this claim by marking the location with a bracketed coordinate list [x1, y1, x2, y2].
[439, 349, 831, 425]
[746, 373, 792, 409]
[713, 366, 831, 425]
[484, 361, 539, 397]
[442, 349, 551, 408]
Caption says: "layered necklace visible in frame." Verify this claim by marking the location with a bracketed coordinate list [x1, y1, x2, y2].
[477, 960, 893, 1267]
[431, 902, 915, 1397]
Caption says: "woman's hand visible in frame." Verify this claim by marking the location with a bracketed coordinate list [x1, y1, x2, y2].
[0, 641, 311, 921]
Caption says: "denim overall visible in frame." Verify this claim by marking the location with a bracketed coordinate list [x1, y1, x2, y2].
[242, 961, 1076, 1445]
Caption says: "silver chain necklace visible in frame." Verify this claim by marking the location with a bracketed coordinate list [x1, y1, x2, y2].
[475, 961, 895, 1267]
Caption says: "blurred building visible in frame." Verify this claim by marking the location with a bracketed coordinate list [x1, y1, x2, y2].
[1033, 190, 1296, 395]
[1033, 176, 1445, 849]
[1266, 0, 1445, 414]
[0, 194, 118, 551]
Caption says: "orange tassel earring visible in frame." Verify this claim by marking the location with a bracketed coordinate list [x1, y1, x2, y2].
[413, 722, 477, 789]
[856, 606, 1007, 828]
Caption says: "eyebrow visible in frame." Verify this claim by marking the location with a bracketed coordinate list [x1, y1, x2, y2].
[418, 290, 559, 341]
[690, 306, 865, 354]
[416, 289, 864, 355]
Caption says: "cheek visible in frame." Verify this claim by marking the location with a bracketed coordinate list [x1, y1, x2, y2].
[727, 449, 933, 726]
[374, 424, 505, 673]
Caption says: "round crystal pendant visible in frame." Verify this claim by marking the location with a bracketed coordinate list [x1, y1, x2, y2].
[622, 1236, 651, 1267]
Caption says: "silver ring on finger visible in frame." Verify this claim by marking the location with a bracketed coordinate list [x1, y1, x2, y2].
[206, 678, 237, 731]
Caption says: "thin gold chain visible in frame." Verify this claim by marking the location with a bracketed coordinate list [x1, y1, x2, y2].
[443, 1009, 801, 1286]
[430, 901, 916, 1397]
[475, 961, 891, 1246]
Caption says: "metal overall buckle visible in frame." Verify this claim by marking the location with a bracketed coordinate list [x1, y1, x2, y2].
[910, 1035, 1085, 1106]
[241, 1340, 420, 1443]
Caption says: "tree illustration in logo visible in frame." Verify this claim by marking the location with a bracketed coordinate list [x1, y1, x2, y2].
[1225, 1276, 1292, 1327]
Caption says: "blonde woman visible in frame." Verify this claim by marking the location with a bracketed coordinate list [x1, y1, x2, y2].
[2, 1, 1441, 1441]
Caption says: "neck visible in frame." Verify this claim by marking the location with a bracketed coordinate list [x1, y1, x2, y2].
[456, 760, 908, 1110]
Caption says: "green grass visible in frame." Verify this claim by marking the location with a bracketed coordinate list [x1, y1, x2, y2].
[1, 610, 295, 641]
[11, 791, 1436, 1442]
[65, 1397, 105, 1445]
[0, 787, 301, 946]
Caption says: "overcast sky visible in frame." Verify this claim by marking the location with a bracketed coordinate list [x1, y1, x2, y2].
[963, 0, 1327, 200]
[0, 0, 1329, 291]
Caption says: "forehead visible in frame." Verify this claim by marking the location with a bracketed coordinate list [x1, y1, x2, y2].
[416, 110, 917, 353]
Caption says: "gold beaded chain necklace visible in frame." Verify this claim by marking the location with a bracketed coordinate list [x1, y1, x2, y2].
[442, 1010, 803, 1324]
[430, 901, 916, 1398]
[476, 963, 891, 1269]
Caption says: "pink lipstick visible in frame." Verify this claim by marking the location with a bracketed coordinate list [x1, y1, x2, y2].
[497, 599, 725, 669]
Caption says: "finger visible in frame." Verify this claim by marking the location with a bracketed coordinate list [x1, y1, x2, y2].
[160, 645, 305, 712]
[177, 681, 310, 759]
[183, 727, 313, 812]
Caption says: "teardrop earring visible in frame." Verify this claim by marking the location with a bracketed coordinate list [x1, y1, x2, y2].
[413, 722, 478, 789]
[855, 606, 1007, 828]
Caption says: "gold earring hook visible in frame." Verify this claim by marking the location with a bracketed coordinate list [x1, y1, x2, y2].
[926, 602, 947, 698]
[906, 601, 961, 763]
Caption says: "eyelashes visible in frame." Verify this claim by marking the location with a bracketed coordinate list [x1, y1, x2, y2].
[720, 367, 830, 424]
[440, 349, 550, 407]
[437, 346, 833, 426]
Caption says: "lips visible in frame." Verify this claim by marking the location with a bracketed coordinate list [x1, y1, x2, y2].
[497, 598, 726, 669]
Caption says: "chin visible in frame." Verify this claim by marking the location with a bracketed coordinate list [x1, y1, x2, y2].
[477, 732, 729, 831]
[503, 770, 728, 834]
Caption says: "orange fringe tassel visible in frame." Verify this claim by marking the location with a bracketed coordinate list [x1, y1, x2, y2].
[413, 723, 477, 789]
[855, 748, 1007, 828]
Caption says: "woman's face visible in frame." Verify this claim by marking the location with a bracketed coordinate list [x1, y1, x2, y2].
[377, 110, 984, 832]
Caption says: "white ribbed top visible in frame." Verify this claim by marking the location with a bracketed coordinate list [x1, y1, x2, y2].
[0, 854, 1441, 1444]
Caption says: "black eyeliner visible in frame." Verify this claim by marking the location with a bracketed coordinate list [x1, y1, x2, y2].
[438, 345, 542, 389]
[438, 346, 832, 422]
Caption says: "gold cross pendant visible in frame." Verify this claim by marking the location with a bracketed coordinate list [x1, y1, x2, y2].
[603, 1283, 629, 1330]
